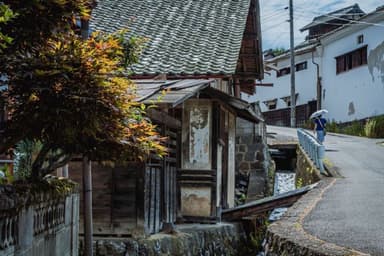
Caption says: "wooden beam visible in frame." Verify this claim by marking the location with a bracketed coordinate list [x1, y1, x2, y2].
[222, 183, 317, 221]
[147, 109, 181, 129]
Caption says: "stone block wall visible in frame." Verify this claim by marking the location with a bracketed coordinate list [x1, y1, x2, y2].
[295, 146, 321, 188]
[80, 223, 250, 256]
[0, 184, 79, 256]
[235, 117, 274, 203]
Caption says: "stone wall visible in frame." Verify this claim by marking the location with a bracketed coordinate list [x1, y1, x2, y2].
[80, 223, 251, 256]
[235, 117, 274, 203]
[295, 146, 321, 188]
[0, 182, 79, 256]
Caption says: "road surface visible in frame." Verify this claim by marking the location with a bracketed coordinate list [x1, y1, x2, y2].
[267, 126, 384, 255]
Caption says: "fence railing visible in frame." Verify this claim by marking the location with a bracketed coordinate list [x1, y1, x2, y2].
[0, 190, 79, 256]
[297, 128, 325, 174]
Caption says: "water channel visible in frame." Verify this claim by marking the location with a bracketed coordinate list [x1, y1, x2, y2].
[257, 147, 297, 255]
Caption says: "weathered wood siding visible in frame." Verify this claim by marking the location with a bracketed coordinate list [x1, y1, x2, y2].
[69, 161, 142, 235]
[69, 111, 179, 236]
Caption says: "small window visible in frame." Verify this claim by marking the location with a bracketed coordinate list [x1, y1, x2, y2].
[280, 94, 298, 107]
[335, 46, 367, 74]
[268, 102, 277, 110]
[277, 67, 290, 77]
[357, 34, 364, 44]
[296, 61, 307, 72]
[263, 99, 277, 110]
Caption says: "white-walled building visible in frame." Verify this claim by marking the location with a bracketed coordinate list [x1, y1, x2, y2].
[242, 42, 320, 126]
[245, 4, 384, 125]
[320, 9, 384, 122]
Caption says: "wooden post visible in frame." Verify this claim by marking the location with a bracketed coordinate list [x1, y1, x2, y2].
[82, 157, 93, 256]
[289, 0, 296, 127]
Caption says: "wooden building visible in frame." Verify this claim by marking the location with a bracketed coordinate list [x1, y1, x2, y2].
[69, 79, 263, 236]
[69, 0, 265, 237]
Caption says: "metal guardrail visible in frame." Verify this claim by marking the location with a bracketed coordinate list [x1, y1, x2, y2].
[297, 128, 325, 174]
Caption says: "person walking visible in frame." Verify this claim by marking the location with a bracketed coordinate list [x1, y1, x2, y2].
[313, 115, 327, 144]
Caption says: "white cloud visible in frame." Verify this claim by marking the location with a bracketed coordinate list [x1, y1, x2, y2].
[260, 0, 383, 50]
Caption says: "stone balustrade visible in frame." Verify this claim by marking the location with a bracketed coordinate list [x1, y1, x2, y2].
[0, 184, 79, 256]
[0, 212, 18, 251]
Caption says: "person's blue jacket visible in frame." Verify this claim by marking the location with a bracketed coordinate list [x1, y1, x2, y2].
[314, 117, 327, 131]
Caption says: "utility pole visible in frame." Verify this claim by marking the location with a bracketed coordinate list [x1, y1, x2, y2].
[289, 0, 296, 127]
[81, 18, 93, 256]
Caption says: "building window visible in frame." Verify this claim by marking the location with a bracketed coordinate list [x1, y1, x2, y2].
[296, 61, 307, 72]
[280, 94, 298, 107]
[277, 62, 307, 77]
[335, 46, 367, 74]
[263, 99, 277, 110]
[357, 34, 364, 44]
[277, 67, 290, 77]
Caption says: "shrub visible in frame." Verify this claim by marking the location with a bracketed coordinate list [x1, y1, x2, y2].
[342, 121, 365, 136]
[364, 115, 384, 138]
[326, 121, 341, 133]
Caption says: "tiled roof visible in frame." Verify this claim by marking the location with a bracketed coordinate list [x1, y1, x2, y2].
[90, 0, 251, 75]
[133, 79, 263, 122]
[135, 79, 212, 106]
[300, 4, 365, 31]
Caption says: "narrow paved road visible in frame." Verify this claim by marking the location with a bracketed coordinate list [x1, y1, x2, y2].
[267, 126, 384, 255]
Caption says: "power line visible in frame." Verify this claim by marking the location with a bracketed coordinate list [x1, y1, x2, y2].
[294, 9, 384, 28]
[261, 20, 288, 32]
[261, 9, 288, 23]
[261, 7, 288, 18]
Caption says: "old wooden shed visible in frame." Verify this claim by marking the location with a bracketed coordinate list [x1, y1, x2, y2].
[69, 79, 263, 236]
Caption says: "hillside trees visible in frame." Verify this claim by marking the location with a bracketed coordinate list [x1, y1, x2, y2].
[0, 1, 165, 180]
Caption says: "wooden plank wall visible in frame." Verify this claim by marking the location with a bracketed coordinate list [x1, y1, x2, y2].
[69, 161, 141, 235]
[69, 110, 180, 236]
[145, 125, 178, 234]
[163, 128, 177, 224]
[144, 161, 161, 234]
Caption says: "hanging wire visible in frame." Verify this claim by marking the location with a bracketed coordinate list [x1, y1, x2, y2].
[293, 8, 384, 28]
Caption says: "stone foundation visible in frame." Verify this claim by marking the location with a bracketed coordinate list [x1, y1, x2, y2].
[80, 223, 250, 256]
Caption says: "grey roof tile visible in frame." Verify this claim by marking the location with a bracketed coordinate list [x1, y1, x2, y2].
[90, 0, 251, 75]
[134, 79, 263, 122]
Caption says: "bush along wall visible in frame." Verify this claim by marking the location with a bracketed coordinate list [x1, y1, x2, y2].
[0, 176, 79, 256]
[326, 115, 384, 138]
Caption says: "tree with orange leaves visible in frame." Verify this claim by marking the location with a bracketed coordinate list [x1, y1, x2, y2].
[0, 1, 165, 180]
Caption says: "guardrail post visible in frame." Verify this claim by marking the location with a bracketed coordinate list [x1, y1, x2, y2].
[318, 145, 325, 174]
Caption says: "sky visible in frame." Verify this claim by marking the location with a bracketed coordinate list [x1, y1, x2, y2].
[260, 0, 383, 50]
